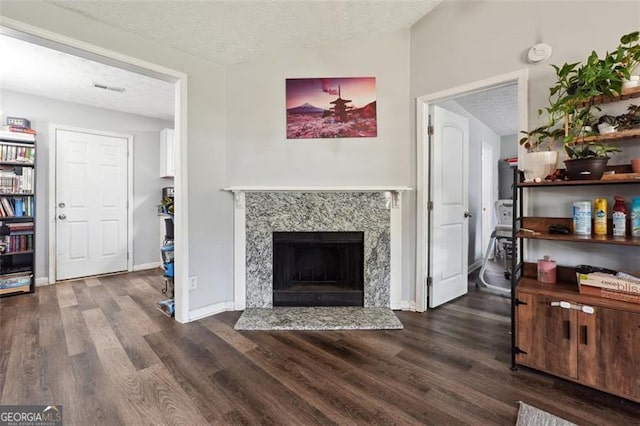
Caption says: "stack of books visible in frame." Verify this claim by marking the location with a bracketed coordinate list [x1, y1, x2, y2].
[504, 157, 519, 167]
[577, 265, 640, 304]
[0, 117, 36, 143]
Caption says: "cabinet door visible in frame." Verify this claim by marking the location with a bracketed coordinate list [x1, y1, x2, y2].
[578, 307, 640, 401]
[516, 292, 578, 379]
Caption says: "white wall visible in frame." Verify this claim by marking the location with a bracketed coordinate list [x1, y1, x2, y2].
[411, 1, 640, 273]
[1, 89, 172, 278]
[226, 30, 414, 300]
[501, 134, 518, 160]
[437, 100, 500, 266]
[2, 0, 230, 314]
[226, 30, 411, 187]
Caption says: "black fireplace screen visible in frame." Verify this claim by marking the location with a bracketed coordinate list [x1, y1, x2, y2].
[272, 232, 364, 307]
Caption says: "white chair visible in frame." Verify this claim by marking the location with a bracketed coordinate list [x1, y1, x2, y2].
[478, 200, 513, 294]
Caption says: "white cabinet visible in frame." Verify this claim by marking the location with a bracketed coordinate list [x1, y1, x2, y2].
[160, 128, 175, 178]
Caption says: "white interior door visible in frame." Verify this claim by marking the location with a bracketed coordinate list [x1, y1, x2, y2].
[481, 142, 494, 256]
[56, 129, 128, 280]
[429, 105, 470, 308]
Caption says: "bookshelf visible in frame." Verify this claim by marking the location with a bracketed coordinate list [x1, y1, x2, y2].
[0, 132, 36, 296]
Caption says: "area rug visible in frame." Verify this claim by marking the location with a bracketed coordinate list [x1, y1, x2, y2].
[516, 402, 576, 426]
[234, 307, 403, 331]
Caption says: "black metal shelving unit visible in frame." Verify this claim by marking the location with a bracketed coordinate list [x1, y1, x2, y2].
[510, 168, 525, 370]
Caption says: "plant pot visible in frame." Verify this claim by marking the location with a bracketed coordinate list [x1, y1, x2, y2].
[631, 158, 640, 173]
[521, 151, 558, 181]
[564, 157, 609, 180]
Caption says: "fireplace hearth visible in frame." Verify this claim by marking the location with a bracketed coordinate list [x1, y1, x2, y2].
[273, 231, 364, 307]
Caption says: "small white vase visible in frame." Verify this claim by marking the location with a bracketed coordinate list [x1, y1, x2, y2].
[521, 151, 558, 181]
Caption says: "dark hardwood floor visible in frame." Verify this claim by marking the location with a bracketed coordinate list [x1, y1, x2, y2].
[1, 269, 639, 425]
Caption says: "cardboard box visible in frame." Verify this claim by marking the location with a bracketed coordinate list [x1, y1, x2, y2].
[577, 271, 640, 295]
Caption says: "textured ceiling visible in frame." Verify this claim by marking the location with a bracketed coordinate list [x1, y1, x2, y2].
[0, 34, 175, 120]
[45, 0, 442, 65]
[453, 84, 518, 136]
[2, 1, 442, 121]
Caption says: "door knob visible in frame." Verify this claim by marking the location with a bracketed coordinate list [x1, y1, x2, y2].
[464, 211, 472, 218]
[58, 214, 67, 220]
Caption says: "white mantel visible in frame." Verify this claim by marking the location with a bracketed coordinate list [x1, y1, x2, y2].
[224, 186, 412, 311]
[223, 186, 413, 192]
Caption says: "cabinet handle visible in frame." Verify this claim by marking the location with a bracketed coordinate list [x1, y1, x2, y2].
[563, 320, 571, 340]
[580, 325, 588, 345]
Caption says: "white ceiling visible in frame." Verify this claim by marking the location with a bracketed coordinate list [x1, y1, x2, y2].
[0, 34, 176, 121]
[453, 84, 518, 136]
[46, 0, 443, 65]
[2, 0, 442, 121]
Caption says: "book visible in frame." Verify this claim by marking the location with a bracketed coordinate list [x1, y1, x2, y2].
[577, 271, 640, 295]
[8, 126, 36, 135]
[579, 284, 640, 304]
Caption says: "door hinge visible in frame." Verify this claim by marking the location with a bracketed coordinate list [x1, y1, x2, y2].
[428, 125, 434, 136]
[514, 346, 528, 355]
[427, 201, 433, 211]
[427, 276, 433, 287]
[127, 252, 130, 260]
[514, 298, 528, 306]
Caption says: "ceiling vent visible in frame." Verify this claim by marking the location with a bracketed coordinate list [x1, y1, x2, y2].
[92, 82, 126, 93]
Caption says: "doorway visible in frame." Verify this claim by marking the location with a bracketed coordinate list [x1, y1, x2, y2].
[415, 70, 528, 312]
[0, 21, 190, 322]
[54, 127, 132, 281]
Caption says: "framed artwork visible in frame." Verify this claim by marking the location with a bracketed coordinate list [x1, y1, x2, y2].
[286, 77, 377, 139]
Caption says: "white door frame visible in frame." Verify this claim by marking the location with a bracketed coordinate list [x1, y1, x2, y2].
[416, 69, 528, 312]
[49, 125, 134, 280]
[481, 141, 494, 263]
[1, 18, 191, 323]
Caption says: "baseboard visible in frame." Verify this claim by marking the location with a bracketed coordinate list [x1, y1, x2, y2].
[35, 277, 51, 286]
[133, 262, 161, 272]
[189, 301, 235, 322]
[469, 260, 483, 272]
[399, 300, 416, 311]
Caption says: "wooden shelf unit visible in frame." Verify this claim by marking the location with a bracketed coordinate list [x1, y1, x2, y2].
[510, 165, 640, 404]
[518, 217, 640, 246]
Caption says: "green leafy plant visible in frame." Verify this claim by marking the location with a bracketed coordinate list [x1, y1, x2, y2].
[564, 141, 621, 159]
[519, 125, 563, 152]
[521, 32, 640, 161]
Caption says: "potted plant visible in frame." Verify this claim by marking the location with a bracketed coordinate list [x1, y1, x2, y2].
[597, 114, 618, 134]
[564, 140, 621, 180]
[519, 124, 563, 181]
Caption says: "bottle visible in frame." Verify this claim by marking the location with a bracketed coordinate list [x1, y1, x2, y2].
[632, 196, 640, 237]
[594, 198, 607, 236]
[613, 196, 627, 237]
[573, 201, 592, 235]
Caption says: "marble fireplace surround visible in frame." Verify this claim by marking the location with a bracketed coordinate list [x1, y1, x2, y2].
[225, 187, 412, 310]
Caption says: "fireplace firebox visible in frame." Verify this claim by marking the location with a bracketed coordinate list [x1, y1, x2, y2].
[273, 232, 364, 307]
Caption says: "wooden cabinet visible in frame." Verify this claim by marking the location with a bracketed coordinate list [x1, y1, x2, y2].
[516, 291, 578, 380]
[577, 305, 640, 401]
[512, 83, 640, 404]
[516, 279, 640, 402]
[160, 128, 175, 178]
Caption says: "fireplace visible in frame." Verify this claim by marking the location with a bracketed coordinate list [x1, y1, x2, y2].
[273, 231, 364, 307]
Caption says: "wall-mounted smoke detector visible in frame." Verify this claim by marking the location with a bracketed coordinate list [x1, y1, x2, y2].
[92, 82, 126, 93]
